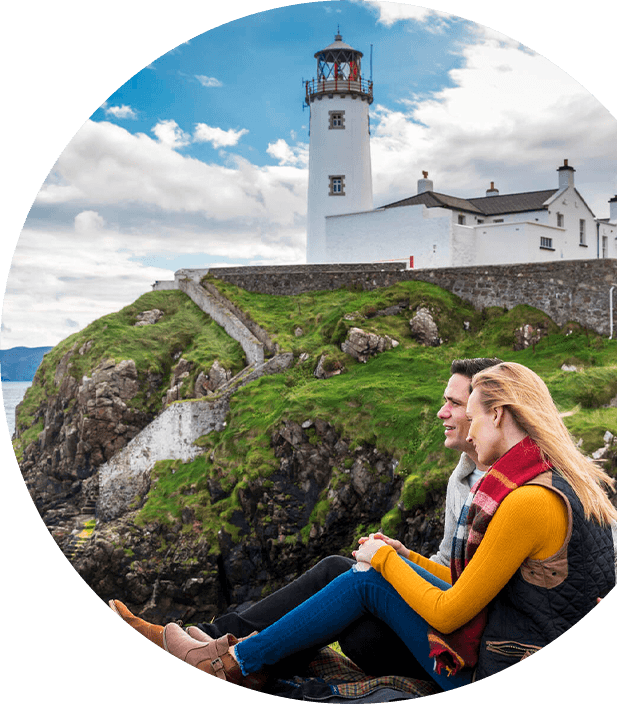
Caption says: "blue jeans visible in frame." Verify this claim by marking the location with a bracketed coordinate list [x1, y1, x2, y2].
[233, 559, 474, 692]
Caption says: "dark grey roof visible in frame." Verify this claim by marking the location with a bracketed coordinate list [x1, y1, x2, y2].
[381, 189, 559, 216]
[467, 189, 558, 215]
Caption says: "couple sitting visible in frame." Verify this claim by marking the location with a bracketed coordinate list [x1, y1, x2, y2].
[111, 359, 616, 692]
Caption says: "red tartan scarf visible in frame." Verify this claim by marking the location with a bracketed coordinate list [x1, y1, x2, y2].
[427, 436, 551, 676]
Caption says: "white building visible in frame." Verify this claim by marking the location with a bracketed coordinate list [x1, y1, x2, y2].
[322, 160, 617, 267]
[304, 38, 616, 268]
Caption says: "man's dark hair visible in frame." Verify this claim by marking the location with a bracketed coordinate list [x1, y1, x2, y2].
[450, 357, 503, 381]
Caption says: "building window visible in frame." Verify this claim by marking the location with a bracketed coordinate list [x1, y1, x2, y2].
[579, 219, 587, 245]
[602, 235, 608, 258]
[329, 111, 345, 129]
[493, 218, 504, 223]
[457, 214, 466, 225]
[540, 237, 554, 249]
[329, 175, 345, 196]
[557, 212, 564, 227]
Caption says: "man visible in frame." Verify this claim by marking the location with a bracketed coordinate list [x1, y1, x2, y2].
[111, 357, 502, 677]
[430, 358, 500, 566]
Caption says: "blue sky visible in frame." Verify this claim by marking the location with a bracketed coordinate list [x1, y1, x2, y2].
[3, 0, 617, 349]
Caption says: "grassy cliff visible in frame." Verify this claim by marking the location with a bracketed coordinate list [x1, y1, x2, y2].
[128, 279, 617, 548]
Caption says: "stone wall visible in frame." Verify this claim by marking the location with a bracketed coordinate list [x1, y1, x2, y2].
[178, 278, 265, 365]
[207, 259, 617, 336]
[406, 259, 617, 335]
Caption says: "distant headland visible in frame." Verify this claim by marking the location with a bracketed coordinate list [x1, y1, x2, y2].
[0, 346, 52, 382]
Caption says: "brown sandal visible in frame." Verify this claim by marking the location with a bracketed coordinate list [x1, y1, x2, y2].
[163, 624, 266, 690]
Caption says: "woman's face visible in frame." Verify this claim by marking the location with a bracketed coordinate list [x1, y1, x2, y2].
[465, 389, 506, 468]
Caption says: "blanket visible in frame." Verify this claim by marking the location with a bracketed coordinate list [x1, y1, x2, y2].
[266, 646, 441, 701]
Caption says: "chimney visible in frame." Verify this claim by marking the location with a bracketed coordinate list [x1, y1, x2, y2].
[486, 181, 499, 197]
[557, 159, 575, 189]
[417, 170, 434, 194]
[610, 195, 617, 224]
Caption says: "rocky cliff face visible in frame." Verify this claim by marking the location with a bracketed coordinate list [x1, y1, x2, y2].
[72, 418, 445, 624]
[18, 354, 156, 534]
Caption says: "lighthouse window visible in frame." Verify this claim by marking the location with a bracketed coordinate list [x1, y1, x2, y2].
[329, 111, 345, 129]
[329, 175, 345, 196]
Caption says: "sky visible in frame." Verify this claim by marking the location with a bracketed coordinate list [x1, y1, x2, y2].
[2, 0, 617, 351]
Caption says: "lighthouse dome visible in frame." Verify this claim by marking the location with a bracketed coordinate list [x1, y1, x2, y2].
[314, 33, 363, 57]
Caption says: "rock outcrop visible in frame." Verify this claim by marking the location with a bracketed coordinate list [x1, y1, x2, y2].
[73, 418, 443, 625]
[409, 307, 441, 346]
[341, 327, 399, 363]
[19, 356, 154, 531]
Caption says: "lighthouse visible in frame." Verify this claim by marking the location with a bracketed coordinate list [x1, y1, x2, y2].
[305, 33, 374, 263]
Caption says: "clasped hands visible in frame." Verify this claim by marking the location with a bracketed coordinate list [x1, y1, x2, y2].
[353, 532, 410, 570]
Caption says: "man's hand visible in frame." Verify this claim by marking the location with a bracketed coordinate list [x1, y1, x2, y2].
[358, 532, 410, 560]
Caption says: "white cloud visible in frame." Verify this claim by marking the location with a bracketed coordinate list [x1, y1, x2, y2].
[266, 138, 309, 166]
[193, 123, 248, 148]
[3, 206, 306, 348]
[151, 119, 192, 149]
[358, 0, 450, 30]
[103, 104, 138, 119]
[3, 218, 173, 348]
[369, 34, 617, 215]
[195, 75, 223, 87]
[74, 210, 106, 233]
[33, 119, 308, 225]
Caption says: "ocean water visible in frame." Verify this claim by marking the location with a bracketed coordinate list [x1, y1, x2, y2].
[1, 381, 32, 437]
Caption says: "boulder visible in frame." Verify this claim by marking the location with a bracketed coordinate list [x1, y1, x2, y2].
[314, 354, 344, 379]
[340, 327, 399, 363]
[513, 322, 549, 351]
[135, 309, 164, 326]
[409, 307, 441, 347]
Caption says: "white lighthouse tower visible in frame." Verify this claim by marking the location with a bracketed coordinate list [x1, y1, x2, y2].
[305, 33, 374, 263]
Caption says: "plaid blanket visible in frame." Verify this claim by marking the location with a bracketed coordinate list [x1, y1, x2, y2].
[268, 646, 440, 701]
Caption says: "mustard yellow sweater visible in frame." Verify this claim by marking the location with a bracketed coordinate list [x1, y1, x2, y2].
[371, 486, 568, 634]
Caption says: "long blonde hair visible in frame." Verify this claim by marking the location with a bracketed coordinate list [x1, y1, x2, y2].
[472, 362, 617, 525]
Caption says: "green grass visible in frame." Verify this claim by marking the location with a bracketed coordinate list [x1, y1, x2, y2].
[133, 281, 617, 540]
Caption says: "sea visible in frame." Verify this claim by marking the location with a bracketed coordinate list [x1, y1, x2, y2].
[1, 381, 32, 438]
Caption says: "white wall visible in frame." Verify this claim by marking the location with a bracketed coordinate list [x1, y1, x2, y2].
[599, 220, 617, 258]
[455, 221, 565, 265]
[324, 203, 452, 267]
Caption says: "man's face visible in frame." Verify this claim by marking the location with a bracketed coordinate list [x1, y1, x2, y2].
[437, 373, 473, 454]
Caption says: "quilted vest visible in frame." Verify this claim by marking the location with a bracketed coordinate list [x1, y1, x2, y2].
[476, 471, 615, 680]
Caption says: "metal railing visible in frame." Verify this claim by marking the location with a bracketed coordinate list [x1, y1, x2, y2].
[305, 77, 373, 101]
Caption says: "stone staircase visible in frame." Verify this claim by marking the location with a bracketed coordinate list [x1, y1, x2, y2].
[61, 511, 97, 561]
[93, 277, 293, 524]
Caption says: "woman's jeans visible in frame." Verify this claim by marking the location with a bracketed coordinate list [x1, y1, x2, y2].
[233, 559, 474, 692]
[197, 555, 422, 677]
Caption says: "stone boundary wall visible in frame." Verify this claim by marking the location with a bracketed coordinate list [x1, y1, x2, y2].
[178, 278, 265, 366]
[207, 259, 617, 336]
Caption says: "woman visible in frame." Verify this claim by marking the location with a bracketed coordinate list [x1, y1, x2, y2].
[129, 362, 617, 690]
